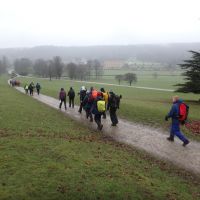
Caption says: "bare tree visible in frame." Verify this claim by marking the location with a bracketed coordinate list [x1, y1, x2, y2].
[124, 73, 137, 86]
[14, 58, 32, 76]
[115, 74, 124, 85]
[33, 59, 48, 77]
[53, 56, 64, 79]
[67, 62, 77, 79]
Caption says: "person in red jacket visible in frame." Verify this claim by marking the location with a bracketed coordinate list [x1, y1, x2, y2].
[59, 88, 67, 110]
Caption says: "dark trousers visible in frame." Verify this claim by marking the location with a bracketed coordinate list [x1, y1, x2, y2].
[94, 114, 102, 128]
[78, 102, 83, 113]
[69, 97, 74, 108]
[37, 89, 40, 95]
[86, 109, 93, 121]
[109, 108, 118, 125]
[59, 99, 66, 110]
[29, 89, 33, 96]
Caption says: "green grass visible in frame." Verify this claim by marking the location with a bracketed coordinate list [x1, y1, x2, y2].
[18, 76, 200, 141]
[1, 75, 200, 199]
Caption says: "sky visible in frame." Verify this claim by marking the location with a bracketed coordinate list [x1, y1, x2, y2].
[0, 0, 200, 48]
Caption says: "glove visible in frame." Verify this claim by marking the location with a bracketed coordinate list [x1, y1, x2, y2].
[165, 116, 169, 121]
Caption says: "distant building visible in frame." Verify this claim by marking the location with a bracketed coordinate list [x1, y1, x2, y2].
[103, 60, 125, 69]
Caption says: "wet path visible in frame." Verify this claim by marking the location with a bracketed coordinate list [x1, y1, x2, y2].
[15, 86, 200, 174]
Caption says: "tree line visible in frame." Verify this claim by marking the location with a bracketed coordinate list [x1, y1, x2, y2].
[12, 57, 103, 81]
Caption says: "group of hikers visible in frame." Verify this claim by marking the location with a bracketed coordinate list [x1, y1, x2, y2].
[24, 82, 41, 96]
[10, 79, 20, 87]
[21, 81, 190, 146]
[59, 86, 122, 130]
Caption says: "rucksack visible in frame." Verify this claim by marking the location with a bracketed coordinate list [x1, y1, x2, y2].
[92, 90, 98, 99]
[179, 103, 189, 123]
[97, 100, 106, 112]
[60, 91, 66, 100]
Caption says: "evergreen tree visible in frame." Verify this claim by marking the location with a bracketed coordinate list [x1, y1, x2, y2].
[176, 51, 200, 93]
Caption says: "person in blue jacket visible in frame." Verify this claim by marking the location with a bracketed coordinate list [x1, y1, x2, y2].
[165, 96, 189, 146]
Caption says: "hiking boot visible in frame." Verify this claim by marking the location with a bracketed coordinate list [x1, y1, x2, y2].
[111, 123, 117, 126]
[167, 137, 174, 142]
[183, 140, 190, 147]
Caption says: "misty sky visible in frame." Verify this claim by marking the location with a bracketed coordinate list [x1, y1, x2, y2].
[0, 0, 200, 48]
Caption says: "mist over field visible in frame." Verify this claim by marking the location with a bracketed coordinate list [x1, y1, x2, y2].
[0, 43, 200, 65]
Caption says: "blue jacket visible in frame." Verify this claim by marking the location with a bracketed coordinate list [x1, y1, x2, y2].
[167, 99, 183, 124]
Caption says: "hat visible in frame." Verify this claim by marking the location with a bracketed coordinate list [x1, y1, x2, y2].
[81, 86, 86, 91]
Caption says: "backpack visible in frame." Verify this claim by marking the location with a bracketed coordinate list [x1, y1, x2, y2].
[60, 91, 66, 100]
[97, 100, 106, 112]
[69, 89, 75, 98]
[92, 90, 98, 99]
[179, 103, 189, 123]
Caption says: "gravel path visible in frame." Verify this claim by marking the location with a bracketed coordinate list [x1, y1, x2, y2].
[15, 86, 200, 175]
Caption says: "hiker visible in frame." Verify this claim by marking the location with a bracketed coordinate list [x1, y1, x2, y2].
[107, 90, 122, 126]
[82, 90, 93, 122]
[24, 83, 29, 94]
[91, 94, 105, 130]
[78, 86, 87, 113]
[36, 83, 41, 95]
[165, 96, 190, 146]
[68, 87, 75, 108]
[100, 87, 109, 119]
[59, 88, 67, 110]
[28, 82, 35, 96]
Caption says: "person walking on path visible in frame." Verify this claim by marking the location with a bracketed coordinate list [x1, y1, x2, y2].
[91, 94, 104, 130]
[78, 86, 87, 113]
[28, 82, 35, 96]
[24, 83, 29, 94]
[100, 87, 109, 119]
[68, 87, 75, 108]
[36, 83, 41, 95]
[82, 91, 94, 122]
[165, 96, 190, 147]
[107, 90, 122, 126]
[59, 88, 67, 110]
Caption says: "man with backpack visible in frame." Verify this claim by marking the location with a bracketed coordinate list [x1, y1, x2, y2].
[91, 93, 105, 130]
[165, 96, 190, 146]
[28, 82, 35, 96]
[100, 88, 109, 119]
[68, 87, 75, 108]
[59, 88, 67, 110]
[36, 83, 41, 95]
[107, 90, 122, 126]
[24, 83, 29, 94]
[82, 91, 94, 122]
[78, 86, 87, 113]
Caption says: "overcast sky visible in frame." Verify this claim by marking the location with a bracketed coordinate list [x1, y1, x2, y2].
[0, 0, 200, 48]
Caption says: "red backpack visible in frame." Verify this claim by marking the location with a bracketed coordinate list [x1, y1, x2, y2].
[92, 90, 98, 99]
[179, 103, 189, 123]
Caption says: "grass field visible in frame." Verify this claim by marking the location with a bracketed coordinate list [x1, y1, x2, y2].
[1, 75, 200, 199]
[18, 75, 200, 141]
[64, 69, 184, 89]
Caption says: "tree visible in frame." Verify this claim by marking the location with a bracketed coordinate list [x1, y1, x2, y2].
[33, 59, 48, 77]
[67, 63, 77, 79]
[124, 73, 137, 86]
[53, 56, 64, 79]
[176, 51, 200, 93]
[115, 74, 124, 85]
[14, 58, 32, 76]
[93, 59, 103, 79]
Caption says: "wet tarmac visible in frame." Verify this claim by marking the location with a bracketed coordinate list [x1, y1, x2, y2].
[15, 86, 200, 175]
